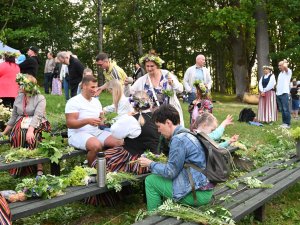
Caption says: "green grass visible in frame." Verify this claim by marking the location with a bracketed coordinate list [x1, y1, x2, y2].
[1, 91, 300, 225]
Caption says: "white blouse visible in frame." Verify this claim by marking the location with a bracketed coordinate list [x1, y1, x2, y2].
[259, 74, 276, 92]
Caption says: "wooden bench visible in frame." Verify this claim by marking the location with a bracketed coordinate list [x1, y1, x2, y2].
[0, 149, 86, 175]
[10, 173, 149, 221]
[133, 155, 300, 225]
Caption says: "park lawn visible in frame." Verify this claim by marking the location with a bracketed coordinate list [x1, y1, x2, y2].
[1, 91, 300, 225]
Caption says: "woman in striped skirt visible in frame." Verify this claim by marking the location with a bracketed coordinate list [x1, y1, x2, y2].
[86, 91, 162, 206]
[1, 74, 51, 176]
[257, 65, 277, 123]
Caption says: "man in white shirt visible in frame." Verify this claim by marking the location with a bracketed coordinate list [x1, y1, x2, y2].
[276, 60, 292, 128]
[183, 54, 212, 104]
[65, 75, 123, 166]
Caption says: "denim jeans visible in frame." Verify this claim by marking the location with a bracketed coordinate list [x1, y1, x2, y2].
[277, 93, 291, 125]
[63, 78, 70, 100]
[44, 73, 53, 94]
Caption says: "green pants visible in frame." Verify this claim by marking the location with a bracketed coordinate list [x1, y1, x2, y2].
[145, 174, 213, 211]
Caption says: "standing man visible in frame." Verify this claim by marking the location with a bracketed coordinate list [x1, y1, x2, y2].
[276, 59, 292, 128]
[95, 52, 132, 96]
[65, 75, 123, 166]
[57, 51, 84, 98]
[133, 63, 145, 81]
[44, 52, 56, 94]
[183, 54, 212, 104]
[19, 46, 40, 77]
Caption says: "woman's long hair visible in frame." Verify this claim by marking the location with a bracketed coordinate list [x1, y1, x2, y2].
[107, 79, 123, 112]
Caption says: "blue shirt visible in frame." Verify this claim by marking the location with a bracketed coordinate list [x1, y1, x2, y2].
[150, 126, 210, 201]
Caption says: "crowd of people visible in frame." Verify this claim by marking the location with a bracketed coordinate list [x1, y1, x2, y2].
[0, 47, 299, 212]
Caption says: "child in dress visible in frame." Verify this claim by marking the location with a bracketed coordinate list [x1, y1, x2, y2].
[290, 80, 300, 120]
[194, 112, 239, 148]
[189, 81, 213, 130]
[51, 58, 62, 95]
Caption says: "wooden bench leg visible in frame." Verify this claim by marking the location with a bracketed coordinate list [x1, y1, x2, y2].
[50, 163, 60, 176]
[254, 205, 266, 222]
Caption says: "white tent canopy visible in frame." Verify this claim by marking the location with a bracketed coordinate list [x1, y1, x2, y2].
[0, 41, 20, 54]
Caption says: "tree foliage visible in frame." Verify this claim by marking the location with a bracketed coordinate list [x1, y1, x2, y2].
[1, 0, 299, 96]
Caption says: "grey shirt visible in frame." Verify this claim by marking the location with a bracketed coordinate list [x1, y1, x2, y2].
[7, 93, 47, 128]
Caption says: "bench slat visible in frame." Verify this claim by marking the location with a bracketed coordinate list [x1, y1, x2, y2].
[0, 150, 86, 171]
[155, 217, 183, 225]
[230, 168, 300, 221]
[10, 174, 148, 220]
[221, 163, 300, 211]
[133, 216, 169, 225]
[214, 157, 297, 196]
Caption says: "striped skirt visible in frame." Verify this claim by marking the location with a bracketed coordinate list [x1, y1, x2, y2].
[0, 194, 12, 225]
[257, 90, 278, 123]
[85, 147, 148, 206]
[9, 117, 51, 176]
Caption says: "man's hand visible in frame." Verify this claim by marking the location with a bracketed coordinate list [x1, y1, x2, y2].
[138, 156, 153, 167]
[94, 87, 103, 97]
[88, 118, 102, 127]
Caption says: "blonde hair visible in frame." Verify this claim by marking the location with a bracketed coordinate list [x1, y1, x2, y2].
[107, 79, 123, 112]
[26, 74, 37, 84]
[83, 68, 93, 77]
[194, 112, 217, 129]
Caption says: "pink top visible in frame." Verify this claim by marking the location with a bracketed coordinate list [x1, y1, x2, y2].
[0, 62, 20, 98]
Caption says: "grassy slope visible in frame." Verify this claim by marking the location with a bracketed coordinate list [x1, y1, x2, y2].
[1, 92, 300, 225]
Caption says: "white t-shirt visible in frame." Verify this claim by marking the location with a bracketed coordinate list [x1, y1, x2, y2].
[276, 68, 292, 95]
[110, 114, 141, 139]
[65, 94, 103, 137]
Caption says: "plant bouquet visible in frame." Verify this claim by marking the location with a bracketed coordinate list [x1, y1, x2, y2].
[106, 171, 138, 192]
[136, 199, 236, 225]
[67, 166, 97, 186]
[141, 150, 168, 163]
[0, 99, 12, 123]
[193, 80, 207, 95]
[16, 175, 68, 199]
[103, 112, 118, 126]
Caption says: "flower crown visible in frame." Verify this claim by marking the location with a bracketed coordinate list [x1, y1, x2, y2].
[129, 95, 151, 110]
[193, 80, 207, 95]
[139, 54, 165, 67]
[16, 73, 40, 96]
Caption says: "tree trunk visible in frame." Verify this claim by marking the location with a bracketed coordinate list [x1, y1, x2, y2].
[216, 46, 226, 93]
[137, 29, 143, 57]
[97, 0, 104, 85]
[231, 29, 249, 100]
[254, 0, 270, 79]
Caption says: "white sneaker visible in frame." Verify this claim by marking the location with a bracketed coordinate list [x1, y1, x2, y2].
[280, 124, 290, 129]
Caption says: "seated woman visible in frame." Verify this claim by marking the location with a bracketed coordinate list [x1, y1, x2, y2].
[138, 104, 213, 211]
[1, 73, 51, 176]
[194, 112, 238, 148]
[101, 91, 161, 174]
[103, 79, 133, 121]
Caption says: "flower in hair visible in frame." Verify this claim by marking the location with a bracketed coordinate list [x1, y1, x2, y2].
[16, 73, 40, 96]
[139, 54, 165, 67]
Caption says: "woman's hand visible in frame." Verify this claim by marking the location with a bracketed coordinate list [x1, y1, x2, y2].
[261, 92, 265, 97]
[167, 74, 173, 85]
[26, 128, 35, 145]
[138, 157, 153, 167]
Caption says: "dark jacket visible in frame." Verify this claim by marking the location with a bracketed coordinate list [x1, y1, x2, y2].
[68, 56, 84, 86]
[19, 56, 40, 77]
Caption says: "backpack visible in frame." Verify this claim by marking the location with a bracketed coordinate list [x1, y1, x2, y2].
[238, 108, 256, 122]
[177, 130, 233, 202]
